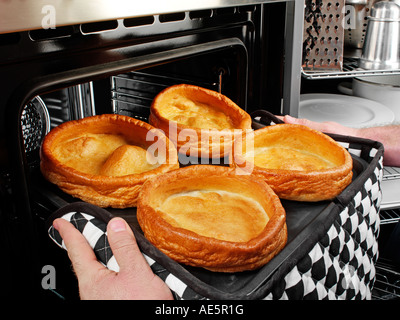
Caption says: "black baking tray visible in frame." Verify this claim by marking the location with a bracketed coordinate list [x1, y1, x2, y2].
[38, 151, 368, 299]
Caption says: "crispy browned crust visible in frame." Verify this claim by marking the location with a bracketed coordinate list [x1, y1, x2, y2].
[149, 84, 252, 158]
[40, 114, 179, 208]
[230, 124, 353, 202]
[137, 165, 287, 272]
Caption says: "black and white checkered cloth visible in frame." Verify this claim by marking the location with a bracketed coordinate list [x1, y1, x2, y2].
[48, 207, 200, 299]
[47, 110, 384, 300]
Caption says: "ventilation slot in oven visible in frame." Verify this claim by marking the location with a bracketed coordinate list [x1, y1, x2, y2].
[189, 10, 213, 20]
[123, 16, 155, 28]
[29, 25, 75, 41]
[80, 20, 119, 34]
[159, 12, 186, 23]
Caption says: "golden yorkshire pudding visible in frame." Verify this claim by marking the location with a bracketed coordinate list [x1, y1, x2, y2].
[230, 124, 353, 202]
[40, 114, 179, 208]
[137, 165, 287, 272]
[149, 84, 252, 159]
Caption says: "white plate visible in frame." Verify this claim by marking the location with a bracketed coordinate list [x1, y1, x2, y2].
[299, 94, 395, 128]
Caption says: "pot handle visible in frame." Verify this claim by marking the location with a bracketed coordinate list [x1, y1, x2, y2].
[337, 81, 353, 95]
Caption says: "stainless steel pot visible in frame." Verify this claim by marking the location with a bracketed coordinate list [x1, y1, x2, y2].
[344, 0, 378, 55]
[359, 1, 400, 70]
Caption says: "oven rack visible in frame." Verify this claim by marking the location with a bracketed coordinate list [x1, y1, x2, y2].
[380, 166, 400, 224]
[379, 166, 400, 224]
[111, 71, 220, 120]
[383, 166, 400, 181]
[302, 58, 400, 80]
[380, 208, 400, 225]
[372, 258, 400, 300]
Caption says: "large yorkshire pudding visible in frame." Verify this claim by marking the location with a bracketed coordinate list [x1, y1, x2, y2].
[137, 165, 287, 272]
[40, 114, 179, 208]
[231, 124, 353, 202]
[149, 84, 252, 159]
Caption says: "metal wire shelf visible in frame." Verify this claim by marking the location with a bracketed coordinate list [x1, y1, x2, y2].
[383, 166, 400, 181]
[372, 258, 400, 300]
[111, 70, 220, 120]
[302, 58, 400, 79]
[380, 208, 400, 225]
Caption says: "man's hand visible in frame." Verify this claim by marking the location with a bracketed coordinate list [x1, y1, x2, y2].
[53, 217, 173, 300]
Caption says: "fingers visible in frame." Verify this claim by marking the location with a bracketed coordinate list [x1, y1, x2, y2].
[281, 115, 311, 126]
[107, 218, 173, 299]
[53, 218, 104, 279]
[280, 115, 329, 132]
[106, 218, 153, 277]
[53, 216, 152, 277]
[276, 114, 314, 126]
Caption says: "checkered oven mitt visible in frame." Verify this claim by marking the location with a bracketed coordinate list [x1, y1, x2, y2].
[48, 210, 120, 272]
[47, 202, 196, 299]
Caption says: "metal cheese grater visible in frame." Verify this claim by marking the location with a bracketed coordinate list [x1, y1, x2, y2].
[302, 0, 345, 71]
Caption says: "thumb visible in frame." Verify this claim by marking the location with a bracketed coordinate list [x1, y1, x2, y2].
[106, 217, 153, 276]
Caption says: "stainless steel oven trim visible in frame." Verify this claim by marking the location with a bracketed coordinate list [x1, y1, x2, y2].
[282, 0, 303, 117]
[0, 0, 293, 34]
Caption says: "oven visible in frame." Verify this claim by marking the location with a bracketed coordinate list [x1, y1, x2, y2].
[1, 1, 398, 301]
[0, 0, 304, 300]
